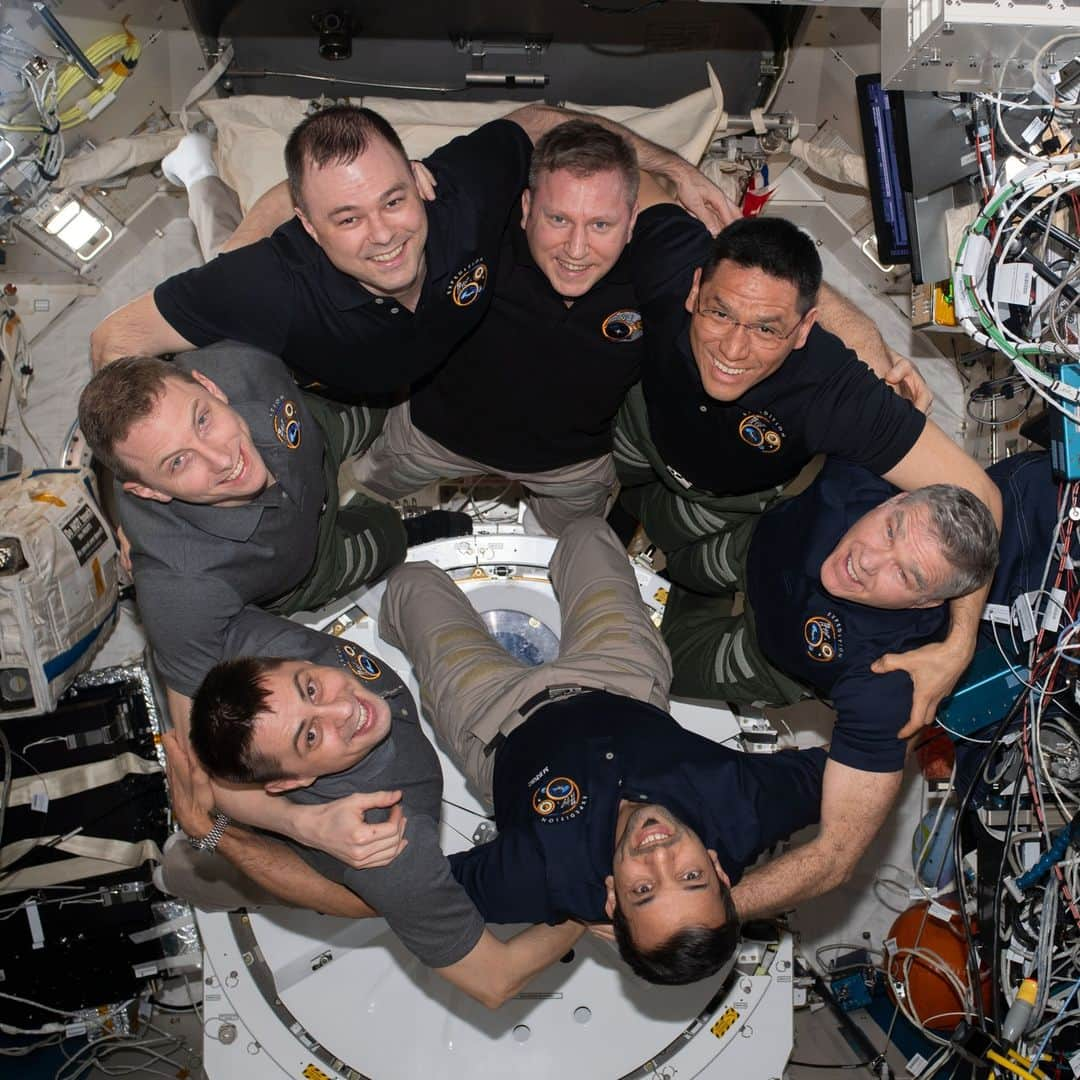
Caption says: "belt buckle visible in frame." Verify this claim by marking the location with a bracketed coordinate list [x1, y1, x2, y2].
[548, 685, 586, 703]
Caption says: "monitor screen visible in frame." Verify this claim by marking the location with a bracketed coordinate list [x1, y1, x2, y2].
[856, 74, 912, 265]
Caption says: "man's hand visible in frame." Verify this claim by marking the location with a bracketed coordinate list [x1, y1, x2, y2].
[582, 921, 616, 944]
[883, 351, 933, 415]
[162, 730, 216, 839]
[115, 525, 133, 576]
[871, 638, 973, 738]
[410, 160, 437, 202]
[294, 790, 409, 870]
[672, 167, 739, 235]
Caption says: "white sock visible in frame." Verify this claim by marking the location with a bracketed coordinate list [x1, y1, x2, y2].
[161, 132, 218, 188]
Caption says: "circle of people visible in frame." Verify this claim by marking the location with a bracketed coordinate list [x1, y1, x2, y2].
[79, 102, 1051, 1004]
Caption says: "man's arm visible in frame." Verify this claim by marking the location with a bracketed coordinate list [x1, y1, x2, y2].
[507, 104, 738, 234]
[877, 421, 1004, 734]
[730, 761, 902, 920]
[436, 922, 585, 1010]
[217, 181, 295, 253]
[817, 284, 932, 413]
[90, 291, 196, 369]
[162, 731, 375, 917]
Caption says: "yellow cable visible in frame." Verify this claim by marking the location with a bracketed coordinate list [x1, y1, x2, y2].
[987, 1049, 1039, 1080]
[0, 27, 140, 132]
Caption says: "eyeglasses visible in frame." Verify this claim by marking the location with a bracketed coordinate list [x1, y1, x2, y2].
[695, 302, 806, 347]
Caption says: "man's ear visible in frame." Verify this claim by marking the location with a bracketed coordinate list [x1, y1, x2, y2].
[190, 369, 228, 404]
[708, 849, 731, 888]
[264, 775, 316, 795]
[520, 187, 532, 231]
[604, 874, 617, 920]
[792, 306, 818, 350]
[122, 479, 172, 504]
[295, 205, 318, 244]
[684, 266, 703, 315]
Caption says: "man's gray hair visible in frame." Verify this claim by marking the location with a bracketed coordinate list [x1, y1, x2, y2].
[900, 484, 999, 599]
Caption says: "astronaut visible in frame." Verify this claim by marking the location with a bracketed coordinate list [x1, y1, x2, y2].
[165, 614, 583, 1011]
[612, 216, 1004, 731]
[76, 341, 468, 722]
[657, 456, 1037, 916]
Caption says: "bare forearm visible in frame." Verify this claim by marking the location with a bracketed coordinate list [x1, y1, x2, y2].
[438, 920, 585, 1009]
[216, 826, 376, 918]
[219, 181, 293, 253]
[731, 841, 843, 920]
[945, 585, 989, 660]
[499, 921, 585, 1000]
[509, 103, 689, 174]
[817, 283, 890, 375]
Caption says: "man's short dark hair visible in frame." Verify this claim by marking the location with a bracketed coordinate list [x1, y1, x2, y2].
[285, 104, 408, 210]
[528, 118, 639, 207]
[610, 875, 742, 986]
[701, 217, 823, 315]
[901, 484, 1000, 599]
[189, 657, 291, 783]
[78, 356, 197, 480]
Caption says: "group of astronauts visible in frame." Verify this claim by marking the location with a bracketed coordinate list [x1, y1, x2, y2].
[74, 99, 1057, 1007]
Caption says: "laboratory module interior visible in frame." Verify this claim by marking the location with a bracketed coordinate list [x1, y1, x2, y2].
[0, 0, 1078, 1078]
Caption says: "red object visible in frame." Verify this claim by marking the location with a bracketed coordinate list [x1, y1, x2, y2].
[741, 183, 776, 218]
[916, 729, 955, 782]
[886, 901, 992, 1030]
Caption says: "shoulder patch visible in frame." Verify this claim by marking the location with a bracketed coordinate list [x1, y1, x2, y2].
[804, 614, 844, 662]
[532, 775, 582, 819]
[449, 258, 488, 307]
[601, 309, 643, 342]
[270, 395, 302, 449]
[738, 412, 783, 453]
[336, 641, 381, 680]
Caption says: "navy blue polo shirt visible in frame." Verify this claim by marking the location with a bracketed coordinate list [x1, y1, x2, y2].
[747, 461, 950, 773]
[409, 203, 713, 472]
[448, 690, 827, 925]
[154, 120, 532, 399]
[985, 451, 1060, 607]
[639, 301, 927, 496]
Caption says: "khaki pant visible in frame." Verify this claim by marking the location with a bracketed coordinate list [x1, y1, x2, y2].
[351, 401, 617, 538]
[379, 516, 673, 802]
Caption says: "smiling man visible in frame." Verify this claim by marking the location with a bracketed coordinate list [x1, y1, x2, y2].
[659, 459, 1001, 914]
[177, 619, 584, 1010]
[76, 342, 467, 713]
[613, 216, 1003, 732]
[376, 516, 828, 984]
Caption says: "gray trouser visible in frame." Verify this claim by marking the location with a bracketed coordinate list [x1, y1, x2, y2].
[269, 394, 407, 615]
[379, 516, 673, 802]
[187, 175, 243, 262]
[351, 401, 617, 538]
[613, 382, 785, 596]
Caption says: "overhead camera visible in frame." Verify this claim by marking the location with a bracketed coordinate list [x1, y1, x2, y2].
[312, 10, 352, 62]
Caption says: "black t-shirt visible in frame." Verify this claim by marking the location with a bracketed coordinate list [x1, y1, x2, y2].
[409, 204, 709, 472]
[154, 120, 532, 399]
[449, 690, 827, 924]
[641, 310, 927, 495]
[747, 462, 948, 772]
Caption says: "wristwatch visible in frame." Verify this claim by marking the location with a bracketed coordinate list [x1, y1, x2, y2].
[188, 812, 230, 853]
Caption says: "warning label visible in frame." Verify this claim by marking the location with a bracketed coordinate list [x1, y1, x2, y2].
[61, 504, 107, 566]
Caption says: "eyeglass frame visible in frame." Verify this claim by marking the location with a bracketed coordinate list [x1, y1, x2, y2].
[693, 300, 811, 347]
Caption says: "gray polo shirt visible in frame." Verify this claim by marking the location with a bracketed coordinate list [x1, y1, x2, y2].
[226, 609, 486, 970]
[118, 341, 328, 696]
